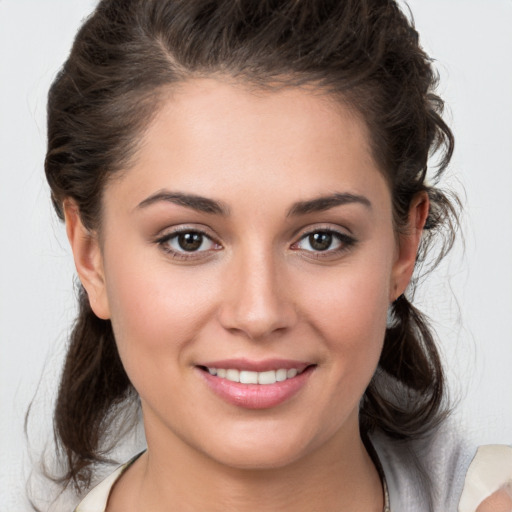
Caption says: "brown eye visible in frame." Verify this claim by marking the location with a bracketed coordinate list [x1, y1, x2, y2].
[292, 229, 355, 256]
[158, 230, 219, 256]
[177, 232, 204, 251]
[308, 232, 333, 251]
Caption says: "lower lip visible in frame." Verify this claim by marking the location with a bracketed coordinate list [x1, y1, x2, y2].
[198, 367, 314, 409]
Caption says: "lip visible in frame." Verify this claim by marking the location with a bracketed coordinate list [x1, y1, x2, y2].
[196, 361, 315, 410]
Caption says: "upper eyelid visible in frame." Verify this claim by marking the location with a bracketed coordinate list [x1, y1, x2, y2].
[155, 224, 219, 241]
[289, 219, 355, 237]
[294, 225, 353, 241]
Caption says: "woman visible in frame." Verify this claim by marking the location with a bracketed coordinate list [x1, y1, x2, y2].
[40, 0, 509, 511]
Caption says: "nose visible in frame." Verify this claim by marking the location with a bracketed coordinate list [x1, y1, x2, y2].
[218, 249, 297, 341]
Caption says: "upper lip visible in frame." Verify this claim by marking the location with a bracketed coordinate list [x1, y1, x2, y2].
[197, 358, 312, 372]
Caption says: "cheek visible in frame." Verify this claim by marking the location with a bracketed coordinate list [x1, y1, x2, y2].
[306, 255, 391, 340]
[102, 252, 218, 376]
[285, 252, 393, 440]
[299, 248, 393, 384]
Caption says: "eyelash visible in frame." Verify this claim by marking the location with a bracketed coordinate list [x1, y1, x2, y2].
[155, 227, 222, 260]
[155, 227, 356, 261]
[290, 228, 356, 259]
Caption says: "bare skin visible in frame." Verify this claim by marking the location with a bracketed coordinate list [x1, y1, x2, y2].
[65, 79, 428, 512]
[476, 487, 512, 512]
[107, 437, 383, 512]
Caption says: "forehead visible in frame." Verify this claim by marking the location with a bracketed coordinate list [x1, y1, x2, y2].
[106, 78, 389, 215]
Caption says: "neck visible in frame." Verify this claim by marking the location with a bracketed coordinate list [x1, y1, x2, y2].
[107, 408, 384, 512]
[114, 415, 384, 512]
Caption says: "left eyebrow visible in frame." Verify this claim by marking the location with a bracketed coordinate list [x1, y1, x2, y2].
[287, 193, 372, 217]
[136, 190, 229, 215]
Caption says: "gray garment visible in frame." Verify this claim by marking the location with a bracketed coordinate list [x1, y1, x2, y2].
[372, 423, 475, 512]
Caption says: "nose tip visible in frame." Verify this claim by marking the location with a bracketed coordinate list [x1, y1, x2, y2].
[218, 260, 296, 341]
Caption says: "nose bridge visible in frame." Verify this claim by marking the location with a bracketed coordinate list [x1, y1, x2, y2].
[219, 241, 295, 340]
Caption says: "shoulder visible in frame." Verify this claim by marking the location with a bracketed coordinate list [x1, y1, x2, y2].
[459, 445, 512, 512]
[371, 419, 475, 512]
[372, 422, 512, 512]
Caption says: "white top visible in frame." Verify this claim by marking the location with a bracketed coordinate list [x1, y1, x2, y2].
[74, 463, 131, 512]
[458, 445, 512, 512]
[73, 432, 511, 512]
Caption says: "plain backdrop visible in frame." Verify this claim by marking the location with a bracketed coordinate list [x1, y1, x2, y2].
[1, 1, 511, 510]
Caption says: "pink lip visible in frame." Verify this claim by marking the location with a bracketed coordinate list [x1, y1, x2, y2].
[197, 363, 315, 410]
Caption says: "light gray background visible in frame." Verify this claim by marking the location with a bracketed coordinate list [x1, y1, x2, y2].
[1, 1, 511, 510]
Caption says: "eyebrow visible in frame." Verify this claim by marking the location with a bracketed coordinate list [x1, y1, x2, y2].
[136, 190, 229, 215]
[136, 190, 371, 217]
[286, 193, 372, 216]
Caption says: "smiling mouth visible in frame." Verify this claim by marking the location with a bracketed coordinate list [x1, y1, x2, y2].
[198, 363, 316, 409]
[198, 366, 311, 385]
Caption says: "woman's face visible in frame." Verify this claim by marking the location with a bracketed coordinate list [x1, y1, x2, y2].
[69, 79, 423, 469]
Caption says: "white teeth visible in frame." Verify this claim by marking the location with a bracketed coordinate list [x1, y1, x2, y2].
[258, 370, 277, 385]
[276, 369, 287, 382]
[226, 369, 239, 382]
[205, 367, 304, 384]
[239, 370, 258, 384]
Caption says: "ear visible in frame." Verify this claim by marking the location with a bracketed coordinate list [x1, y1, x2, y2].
[63, 199, 110, 320]
[390, 192, 430, 302]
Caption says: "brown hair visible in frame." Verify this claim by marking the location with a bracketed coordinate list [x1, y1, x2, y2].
[44, 0, 458, 496]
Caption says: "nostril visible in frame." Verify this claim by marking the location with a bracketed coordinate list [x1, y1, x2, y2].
[217, 303, 297, 341]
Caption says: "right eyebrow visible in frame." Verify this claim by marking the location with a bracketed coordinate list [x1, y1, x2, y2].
[136, 190, 230, 215]
[286, 192, 372, 217]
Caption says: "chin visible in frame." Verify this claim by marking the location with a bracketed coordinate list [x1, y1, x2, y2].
[210, 443, 308, 471]
[196, 419, 333, 472]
